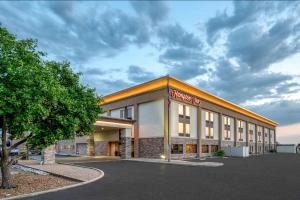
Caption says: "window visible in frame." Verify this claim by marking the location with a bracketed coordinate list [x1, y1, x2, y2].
[250, 146, 253, 153]
[202, 145, 209, 153]
[186, 144, 197, 153]
[224, 116, 231, 140]
[211, 145, 219, 153]
[171, 144, 183, 154]
[257, 126, 262, 143]
[205, 127, 210, 137]
[249, 131, 253, 142]
[206, 112, 213, 121]
[178, 123, 184, 136]
[126, 107, 133, 119]
[248, 124, 254, 142]
[178, 104, 190, 137]
[270, 130, 274, 144]
[185, 106, 190, 118]
[185, 124, 190, 136]
[120, 109, 125, 119]
[238, 120, 244, 141]
[178, 104, 184, 116]
[205, 111, 214, 139]
[264, 129, 269, 143]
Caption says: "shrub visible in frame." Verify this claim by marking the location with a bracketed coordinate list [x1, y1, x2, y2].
[215, 149, 225, 157]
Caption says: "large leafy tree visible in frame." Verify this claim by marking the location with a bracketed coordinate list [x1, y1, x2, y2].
[0, 26, 103, 188]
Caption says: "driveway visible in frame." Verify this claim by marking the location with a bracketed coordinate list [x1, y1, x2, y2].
[23, 154, 300, 200]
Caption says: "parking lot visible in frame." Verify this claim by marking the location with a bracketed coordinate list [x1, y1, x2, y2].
[24, 154, 300, 200]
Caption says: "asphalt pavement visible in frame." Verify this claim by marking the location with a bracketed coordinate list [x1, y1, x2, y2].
[23, 154, 300, 200]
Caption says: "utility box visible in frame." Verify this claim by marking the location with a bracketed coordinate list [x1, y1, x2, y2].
[223, 146, 249, 157]
[277, 144, 296, 153]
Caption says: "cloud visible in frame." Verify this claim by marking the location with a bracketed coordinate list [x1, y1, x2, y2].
[206, 1, 299, 44]
[127, 65, 156, 83]
[159, 49, 209, 80]
[82, 77, 133, 96]
[226, 20, 300, 71]
[158, 24, 202, 49]
[199, 59, 295, 104]
[0, 1, 151, 65]
[84, 68, 104, 76]
[247, 100, 300, 126]
[157, 24, 210, 80]
[130, 1, 169, 25]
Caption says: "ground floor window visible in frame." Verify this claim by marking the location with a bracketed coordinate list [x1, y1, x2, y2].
[186, 144, 197, 153]
[171, 144, 183, 154]
[202, 145, 209, 153]
[250, 146, 254, 153]
[211, 145, 219, 153]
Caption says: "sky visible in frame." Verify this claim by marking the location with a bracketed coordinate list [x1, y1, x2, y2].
[0, 1, 299, 144]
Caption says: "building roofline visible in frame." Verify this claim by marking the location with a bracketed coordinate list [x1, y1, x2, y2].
[100, 76, 278, 127]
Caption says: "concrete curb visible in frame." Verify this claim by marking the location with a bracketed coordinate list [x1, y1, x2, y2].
[1, 164, 104, 200]
[126, 159, 224, 167]
[56, 159, 121, 164]
[14, 164, 82, 183]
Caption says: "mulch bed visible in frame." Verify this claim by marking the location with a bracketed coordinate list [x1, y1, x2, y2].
[0, 171, 79, 199]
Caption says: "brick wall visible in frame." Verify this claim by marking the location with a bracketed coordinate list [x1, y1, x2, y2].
[139, 137, 164, 158]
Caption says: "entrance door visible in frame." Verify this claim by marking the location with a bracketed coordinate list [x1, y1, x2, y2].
[109, 142, 120, 156]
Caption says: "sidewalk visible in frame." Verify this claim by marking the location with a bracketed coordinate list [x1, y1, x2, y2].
[127, 158, 224, 167]
[19, 160, 102, 182]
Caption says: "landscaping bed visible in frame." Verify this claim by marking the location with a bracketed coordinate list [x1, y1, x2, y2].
[0, 169, 78, 199]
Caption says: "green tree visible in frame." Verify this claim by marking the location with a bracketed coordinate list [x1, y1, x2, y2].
[0, 26, 103, 188]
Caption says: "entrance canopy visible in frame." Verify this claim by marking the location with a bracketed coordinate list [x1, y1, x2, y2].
[94, 116, 135, 129]
[93, 116, 135, 159]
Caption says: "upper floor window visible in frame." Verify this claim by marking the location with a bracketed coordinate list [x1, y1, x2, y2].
[270, 130, 274, 143]
[238, 120, 244, 141]
[248, 124, 254, 142]
[127, 107, 133, 120]
[178, 104, 190, 137]
[257, 126, 262, 143]
[120, 109, 125, 119]
[264, 128, 269, 143]
[205, 111, 214, 139]
[118, 107, 133, 120]
[185, 106, 190, 118]
[224, 116, 231, 140]
[179, 104, 184, 116]
[178, 123, 184, 136]
[186, 124, 190, 135]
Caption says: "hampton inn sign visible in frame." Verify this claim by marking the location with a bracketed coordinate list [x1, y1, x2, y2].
[170, 89, 201, 106]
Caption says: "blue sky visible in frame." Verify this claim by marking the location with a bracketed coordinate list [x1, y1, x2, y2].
[0, 1, 299, 143]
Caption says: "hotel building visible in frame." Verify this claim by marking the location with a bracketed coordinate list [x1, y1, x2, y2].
[56, 76, 278, 159]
